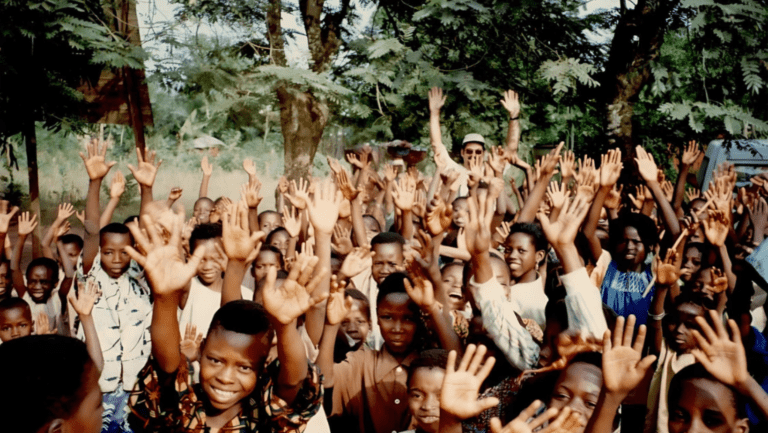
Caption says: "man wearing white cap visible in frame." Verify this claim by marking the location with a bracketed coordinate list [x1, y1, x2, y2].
[427, 87, 521, 197]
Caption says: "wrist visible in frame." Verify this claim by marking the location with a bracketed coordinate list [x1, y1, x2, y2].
[424, 303, 441, 316]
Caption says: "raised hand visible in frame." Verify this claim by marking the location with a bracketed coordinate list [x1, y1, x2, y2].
[18, 212, 38, 236]
[54, 221, 71, 239]
[403, 274, 435, 310]
[384, 164, 398, 183]
[702, 209, 730, 247]
[326, 275, 351, 325]
[465, 189, 494, 256]
[500, 89, 521, 119]
[686, 187, 701, 202]
[0, 203, 19, 234]
[428, 87, 447, 113]
[655, 249, 680, 286]
[600, 148, 623, 187]
[332, 224, 354, 256]
[629, 185, 650, 210]
[392, 176, 417, 212]
[333, 165, 361, 201]
[68, 279, 101, 318]
[240, 179, 263, 209]
[262, 255, 328, 325]
[748, 197, 768, 238]
[35, 312, 57, 335]
[604, 184, 623, 210]
[168, 187, 183, 202]
[490, 402, 584, 433]
[242, 158, 256, 179]
[487, 146, 507, 176]
[180, 323, 203, 362]
[634, 146, 658, 183]
[125, 212, 206, 297]
[539, 142, 563, 178]
[282, 206, 301, 238]
[79, 137, 116, 180]
[537, 195, 591, 247]
[560, 150, 576, 181]
[602, 315, 657, 397]
[339, 246, 374, 279]
[127, 146, 162, 188]
[692, 310, 751, 392]
[109, 171, 126, 199]
[201, 156, 213, 177]
[75, 210, 85, 225]
[56, 203, 75, 222]
[440, 345, 499, 420]
[221, 201, 265, 263]
[306, 179, 343, 235]
[661, 180, 674, 202]
[547, 181, 570, 210]
[682, 140, 701, 166]
[285, 178, 310, 210]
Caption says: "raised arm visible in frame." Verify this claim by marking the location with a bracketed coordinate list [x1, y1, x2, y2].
[636, 146, 681, 238]
[304, 180, 342, 344]
[10, 212, 38, 297]
[672, 141, 700, 215]
[127, 146, 162, 221]
[124, 212, 205, 373]
[262, 255, 329, 404]
[220, 201, 265, 305]
[79, 138, 116, 274]
[316, 276, 351, 388]
[428, 87, 453, 170]
[68, 279, 104, 371]
[100, 171, 125, 228]
[500, 90, 522, 159]
[42, 204, 75, 259]
[584, 149, 622, 262]
[517, 142, 563, 223]
[0, 204, 18, 262]
[240, 178, 263, 234]
[199, 156, 212, 198]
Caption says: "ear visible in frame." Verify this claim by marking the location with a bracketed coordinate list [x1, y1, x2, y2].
[535, 250, 546, 265]
[734, 417, 749, 433]
[45, 419, 65, 433]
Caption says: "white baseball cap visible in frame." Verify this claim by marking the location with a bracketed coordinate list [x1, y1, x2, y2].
[462, 133, 486, 145]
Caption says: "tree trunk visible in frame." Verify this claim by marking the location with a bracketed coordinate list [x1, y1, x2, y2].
[23, 119, 42, 257]
[277, 86, 329, 181]
[601, 0, 681, 157]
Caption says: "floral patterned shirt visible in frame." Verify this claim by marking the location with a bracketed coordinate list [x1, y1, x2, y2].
[128, 356, 323, 433]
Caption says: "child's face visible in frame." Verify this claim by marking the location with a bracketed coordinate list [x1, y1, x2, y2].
[363, 218, 380, 245]
[378, 292, 417, 355]
[439, 265, 466, 312]
[490, 257, 512, 294]
[194, 200, 213, 223]
[259, 213, 282, 234]
[669, 378, 748, 433]
[196, 239, 225, 285]
[615, 226, 647, 269]
[60, 242, 82, 274]
[408, 367, 445, 433]
[548, 362, 602, 429]
[665, 303, 705, 353]
[0, 262, 11, 298]
[339, 300, 370, 344]
[269, 231, 290, 258]
[372, 243, 404, 285]
[452, 200, 468, 228]
[200, 327, 271, 412]
[690, 270, 717, 301]
[681, 247, 703, 282]
[27, 265, 55, 303]
[100, 232, 132, 279]
[65, 364, 104, 433]
[252, 251, 281, 282]
[504, 232, 541, 279]
[0, 307, 33, 342]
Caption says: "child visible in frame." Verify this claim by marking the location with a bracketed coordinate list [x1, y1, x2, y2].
[258, 210, 283, 234]
[125, 214, 324, 432]
[78, 141, 153, 431]
[319, 272, 457, 433]
[266, 227, 292, 258]
[350, 231, 406, 349]
[403, 349, 450, 433]
[0, 335, 104, 433]
[11, 255, 67, 336]
[179, 223, 254, 336]
[0, 259, 11, 303]
[0, 297, 34, 342]
[503, 222, 548, 328]
[193, 197, 214, 223]
[334, 288, 371, 363]
[439, 262, 467, 313]
[251, 246, 284, 284]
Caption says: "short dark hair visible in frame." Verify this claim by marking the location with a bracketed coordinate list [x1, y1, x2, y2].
[123, 215, 139, 225]
[376, 272, 414, 307]
[209, 300, 271, 337]
[189, 223, 222, 253]
[609, 212, 657, 254]
[670, 363, 747, 418]
[0, 297, 32, 318]
[371, 231, 405, 247]
[195, 197, 214, 207]
[256, 246, 284, 270]
[100, 222, 133, 246]
[25, 257, 59, 284]
[258, 210, 281, 223]
[507, 222, 548, 252]
[0, 335, 94, 433]
[407, 349, 450, 387]
[344, 288, 371, 323]
[59, 234, 83, 251]
[266, 227, 290, 244]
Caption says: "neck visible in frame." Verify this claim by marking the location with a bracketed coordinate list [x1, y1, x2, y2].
[516, 269, 538, 284]
[200, 277, 223, 293]
[204, 400, 242, 429]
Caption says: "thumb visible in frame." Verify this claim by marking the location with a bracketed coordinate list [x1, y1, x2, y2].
[477, 396, 500, 413]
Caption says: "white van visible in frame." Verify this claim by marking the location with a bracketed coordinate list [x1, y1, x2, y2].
[698, 139, 768, 190]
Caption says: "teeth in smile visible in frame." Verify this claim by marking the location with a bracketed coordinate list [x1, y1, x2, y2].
[211, 387, 237, 399]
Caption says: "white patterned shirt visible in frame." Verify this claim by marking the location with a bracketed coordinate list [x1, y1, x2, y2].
[76, 252, 152, 392]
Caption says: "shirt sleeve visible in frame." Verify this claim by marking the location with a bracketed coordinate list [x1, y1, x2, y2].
[560, 267, 609, 339]
[469, 276, 540, 370]
[128, 356, 196, 433]
[260, 359, 323, 433]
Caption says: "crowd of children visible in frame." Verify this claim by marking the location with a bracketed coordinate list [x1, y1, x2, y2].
[1, 86, 768, 433]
